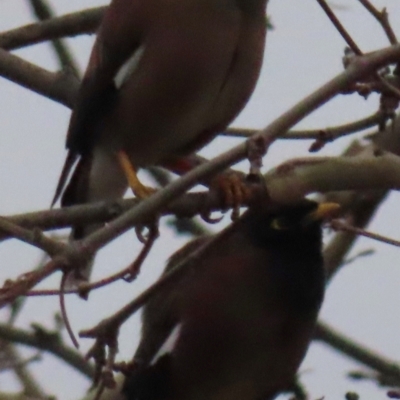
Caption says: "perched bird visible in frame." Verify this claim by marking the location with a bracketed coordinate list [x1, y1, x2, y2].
[122, 200, 338, 400]
[52, 0, 270, 285]
[52, 0, 270, 242]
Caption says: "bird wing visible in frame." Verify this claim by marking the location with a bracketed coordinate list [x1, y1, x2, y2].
[124, 238, 211, 400]
[133, 294, 181, 368]
[134, 237, 211, 366]
[52, 0, 150, 205]
[67, 0, 150, 153]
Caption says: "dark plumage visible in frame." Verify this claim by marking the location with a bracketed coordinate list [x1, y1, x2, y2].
[122, 200, 336, 400]
[53, 0, 270, 285]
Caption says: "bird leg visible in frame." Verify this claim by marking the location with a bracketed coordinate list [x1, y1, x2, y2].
[165, 156, 252, 220]
[117, 151, 156, 198]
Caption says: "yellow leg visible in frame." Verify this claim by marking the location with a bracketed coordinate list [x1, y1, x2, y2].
[117, 151, 155, 199]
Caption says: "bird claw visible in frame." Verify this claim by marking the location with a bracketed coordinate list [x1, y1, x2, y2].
[135, 225, 149, 244]
[123, 222, 159, 281]
[212, 172, 252, 220]
[200, 210, 224, 224]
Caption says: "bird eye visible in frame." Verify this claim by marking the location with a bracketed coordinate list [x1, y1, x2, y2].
[270, 217, 292, 230]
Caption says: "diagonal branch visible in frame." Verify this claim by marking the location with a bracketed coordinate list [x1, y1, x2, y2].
[315, 321, 400, 385]
[0, 48, 77, 107]
[0, 7, 104, 50]
[1, 43, 400, 307]
[27, 0, 80, 77]
[0, 323, 94, 379]
[357, 0, 398, 45]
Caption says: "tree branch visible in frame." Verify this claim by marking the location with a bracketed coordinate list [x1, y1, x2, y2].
[27, 0, 81, 77]
[315, 321, 400, 385]
[0, 323, 94, 379]
[0, 7, 104, 50]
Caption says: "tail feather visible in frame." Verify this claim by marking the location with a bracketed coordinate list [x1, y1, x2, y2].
[56, 150, 128, 290]
[59, 155, 95, 291]
[61, 154, 92, 206]
[51, 151, 78, 208]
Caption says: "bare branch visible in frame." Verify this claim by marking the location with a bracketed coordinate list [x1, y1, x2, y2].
[1, 344, 48, 399]
[315, 0, 362, 55]
[264, 151, 400, 203]
[357, 0, 398, 45]
[222, 112, 383, 141]
[0, 7, 104, 50]
[27, 0, 81, 77]
[0, 216, 66, 255]
[315, 321, 400, 384]
[0, 48, 77, 108]
[331, 219, 400, 248]
[0, 323, 94, 379]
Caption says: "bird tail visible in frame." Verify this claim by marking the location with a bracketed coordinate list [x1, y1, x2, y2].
[60, 155, 95, 292]
[58, 150, 128, 292]
[51, 151, 78, 208]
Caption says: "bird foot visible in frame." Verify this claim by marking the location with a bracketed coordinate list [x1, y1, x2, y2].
[212, 172, 252, 220]
[117, 151, 156, 199]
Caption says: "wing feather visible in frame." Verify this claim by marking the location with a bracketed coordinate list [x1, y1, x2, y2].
[53, 0, 150, 203]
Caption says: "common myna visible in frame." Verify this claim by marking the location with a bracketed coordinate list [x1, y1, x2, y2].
[122, 200, 337, 400]
[52, 0, 270, 284]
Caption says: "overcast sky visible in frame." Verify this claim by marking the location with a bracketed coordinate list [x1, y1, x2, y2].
[1, 1, 400, 399]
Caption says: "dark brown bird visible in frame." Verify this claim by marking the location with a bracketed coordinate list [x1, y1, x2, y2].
[122, 200, 338, 400]
[52, 0, 270, 284]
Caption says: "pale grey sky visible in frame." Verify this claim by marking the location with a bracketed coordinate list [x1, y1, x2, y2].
[1, 1, 400, 399]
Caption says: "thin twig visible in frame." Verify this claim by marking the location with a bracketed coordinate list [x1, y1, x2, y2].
[59, 272, 79, 349]
[323, 189, 387, 281]
[1, 343, 48, 399]
[27, 0, 80, 77]
[357, 0, 398, 45]
[124, 224, 159, 282]
[377, 74, 400, 99]
[0, 7, 105, 50]
[0, 216, 66, 255]
[0, 323, 93, 378]
[0, 48, 78, 107]
[46, 222, 158, 298]
[315, 321, 400, 383]
[146, 167, 211, 237]
[0, 258, 66, 307]
[331, 219, 400, 248]
[315, 0, 362, 55]
[318, 135, 390, 281]
[223, 112, 383, 140]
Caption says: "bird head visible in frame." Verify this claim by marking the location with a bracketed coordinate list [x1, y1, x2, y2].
[245, 200, 340, 248]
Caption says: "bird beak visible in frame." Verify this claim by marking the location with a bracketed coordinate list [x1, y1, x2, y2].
[302, 202, 341, 225]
